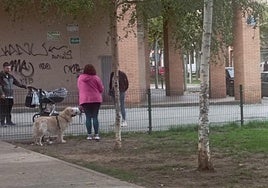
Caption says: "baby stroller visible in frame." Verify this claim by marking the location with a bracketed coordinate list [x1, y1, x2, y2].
[25, 86, 68, 122]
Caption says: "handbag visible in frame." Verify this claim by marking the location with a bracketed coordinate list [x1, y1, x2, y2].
[25, 91, 38, 108]
[31, 91, 40, 106]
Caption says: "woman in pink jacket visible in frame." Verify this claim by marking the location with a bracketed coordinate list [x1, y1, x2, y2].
[77, 64, 104, 141]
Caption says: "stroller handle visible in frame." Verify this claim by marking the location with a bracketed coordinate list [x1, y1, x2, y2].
[27, 86, 38, 91]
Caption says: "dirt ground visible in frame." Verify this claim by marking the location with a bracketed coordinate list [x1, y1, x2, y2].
[14, 135, 268, 188]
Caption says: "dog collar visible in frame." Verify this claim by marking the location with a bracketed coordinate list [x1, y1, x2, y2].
[58, 115, 70, 123]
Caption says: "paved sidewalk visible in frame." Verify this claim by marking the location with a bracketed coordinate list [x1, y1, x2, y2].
[0, 141, 143, 188]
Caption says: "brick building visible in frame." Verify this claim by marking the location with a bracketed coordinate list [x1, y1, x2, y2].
[0, 5, 148, 104]
[0, 5, 261, 104]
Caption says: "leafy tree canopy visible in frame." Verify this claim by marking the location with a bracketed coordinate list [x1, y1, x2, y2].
[1, 0, 267, 54]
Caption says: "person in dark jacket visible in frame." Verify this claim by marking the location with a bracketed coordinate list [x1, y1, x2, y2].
[109, 70, 129, 127]
[0, 62, 27, 127]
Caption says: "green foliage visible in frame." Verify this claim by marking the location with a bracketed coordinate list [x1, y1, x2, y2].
[259, 4, 268, 54]
[2, 0, 95, 20]
[2, 0, 267, 54]
[148, 16, 163, 49]
[136, 0, 162, 20]
[2, 0, 29, 11]
[2, 0, 30, 20]
[158, 0, 203, 51]
[144, 0, 267, 55]
[46, 0, 94, 16]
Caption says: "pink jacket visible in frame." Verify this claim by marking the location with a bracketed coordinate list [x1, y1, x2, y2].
[77, 74, 104, 105]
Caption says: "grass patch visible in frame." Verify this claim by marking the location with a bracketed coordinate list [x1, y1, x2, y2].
[81, 161, 139, 181]
[64, 121, 268, 155]
[205, 121, 268, 156]
[117, 121, 268, 155]
[17, 120, 268, 188]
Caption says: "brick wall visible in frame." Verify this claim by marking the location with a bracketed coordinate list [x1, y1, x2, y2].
[0, 5, 148, 104]
[233, 9, 261, 103]
[116, 7, 147, 103]
[163, 21, 184, 96]
[210, 61, 226, 98]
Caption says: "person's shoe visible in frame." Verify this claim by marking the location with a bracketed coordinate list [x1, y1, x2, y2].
[6, 122, 16, 126]
[86, 135, 93, 140]
[94, 134, 100, 141]
[121, 120, 128, 127]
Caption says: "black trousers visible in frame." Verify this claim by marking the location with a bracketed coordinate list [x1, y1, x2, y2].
[81, 103, 101, 135]
[0, 98, 14, 124]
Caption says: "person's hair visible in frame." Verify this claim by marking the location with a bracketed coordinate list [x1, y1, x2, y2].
[83, 64, 96, 75]
[3, 62, 10, 67]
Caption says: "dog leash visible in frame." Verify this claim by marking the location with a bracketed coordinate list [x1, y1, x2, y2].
[56, 115, 71, 130]
[55, 115, 61, 130]
[79, 113, 83, 124]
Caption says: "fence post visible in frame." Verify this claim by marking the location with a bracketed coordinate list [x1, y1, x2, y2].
[240, 84, 244, 126]
[147, 88, 152, 134]
[161, 76, 164, 89]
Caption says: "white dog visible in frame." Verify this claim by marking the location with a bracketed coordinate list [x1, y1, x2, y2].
[33, 107, 81, 146]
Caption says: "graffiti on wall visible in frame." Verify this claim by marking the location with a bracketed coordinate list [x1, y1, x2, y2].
[39, 63, 52, 70]
[5, 59, 34, 84]
[64, 64, 81, 75]
[19, 76, 34, 85]
[9, 59, 34, 77]
[0, 42, 77, 85]
[0, 42, 72, 59]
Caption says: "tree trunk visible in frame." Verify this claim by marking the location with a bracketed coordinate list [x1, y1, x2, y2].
[110, 0, 121, 149]
[198, 0, 214, 171]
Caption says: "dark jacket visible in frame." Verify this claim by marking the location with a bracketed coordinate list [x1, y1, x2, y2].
[109, 70, 129, 93]
[0, 71, 27, 98]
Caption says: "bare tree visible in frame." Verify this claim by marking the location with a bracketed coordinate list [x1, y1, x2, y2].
[109, 0, 122, 149]
[198, 0, 214, 171]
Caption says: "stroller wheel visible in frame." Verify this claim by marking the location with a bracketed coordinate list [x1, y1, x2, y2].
[32, 113, 40, 122]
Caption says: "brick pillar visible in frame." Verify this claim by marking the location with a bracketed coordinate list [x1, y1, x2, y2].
[210, 61, 226, 98]
[233, 9, 261, 103]
[116, 9, 147, 103]
[163, 21, 184, 96]
[210, 45, 228, 98]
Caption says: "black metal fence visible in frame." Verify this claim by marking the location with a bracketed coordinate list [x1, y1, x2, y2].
[1, 85, 268, 141]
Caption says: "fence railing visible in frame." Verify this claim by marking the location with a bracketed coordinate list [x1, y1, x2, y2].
[1, 85, 268, 141]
